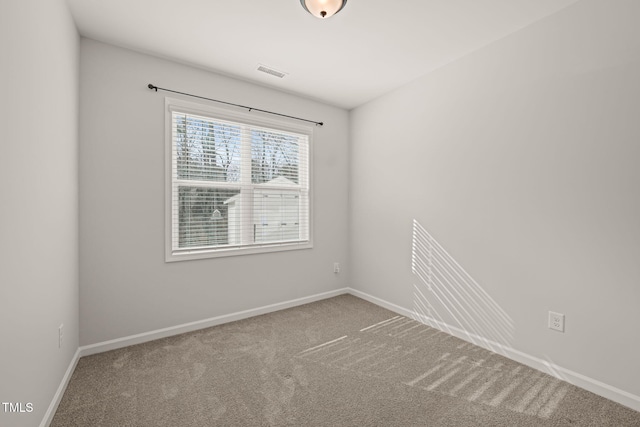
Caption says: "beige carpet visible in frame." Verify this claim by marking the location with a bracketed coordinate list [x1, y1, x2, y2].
[52, 295, 640, 426]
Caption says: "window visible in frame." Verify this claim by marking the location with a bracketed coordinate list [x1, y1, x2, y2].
[165, 98, 312, 261]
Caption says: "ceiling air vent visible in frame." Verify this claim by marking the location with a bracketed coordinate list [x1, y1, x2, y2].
[257, 64, 288, 79]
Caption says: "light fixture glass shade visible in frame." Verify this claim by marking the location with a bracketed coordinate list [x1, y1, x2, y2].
[300, 0, 347, 19]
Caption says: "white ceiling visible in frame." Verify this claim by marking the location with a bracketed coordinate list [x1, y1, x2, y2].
[67, 0, 579, 109]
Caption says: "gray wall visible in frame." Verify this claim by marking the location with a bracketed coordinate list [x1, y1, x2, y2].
[350, 0, 640, 399]
[0, 0, 80, 426]
[79, 39, 350, 345]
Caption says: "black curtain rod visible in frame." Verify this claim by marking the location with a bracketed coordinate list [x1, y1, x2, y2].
[147, 84, 323, 126]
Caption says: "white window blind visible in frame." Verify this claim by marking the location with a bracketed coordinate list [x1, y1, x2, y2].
[166, 99, 311, 261]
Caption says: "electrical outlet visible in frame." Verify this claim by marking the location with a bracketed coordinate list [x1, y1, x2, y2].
[333, 262, 340, 274]
[548, 312, 565, 332]
[58, 324, 64, 348]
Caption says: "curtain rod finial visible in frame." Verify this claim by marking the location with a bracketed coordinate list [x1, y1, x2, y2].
[148, 83, 158, 91]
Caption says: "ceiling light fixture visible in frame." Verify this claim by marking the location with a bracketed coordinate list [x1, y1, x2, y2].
[300, 0, 347, 19]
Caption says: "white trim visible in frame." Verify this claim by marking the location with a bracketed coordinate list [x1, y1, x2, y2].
[167, 241, 313, 262]
[164, 97, 314, 262]
[164, 97, 173, 262]
[40, 348, 81, 427]
[166, 97, 314, 136]
[347, 287, 640, 413]
[79, 288, 348, 357]
[44, 287, 640, 426]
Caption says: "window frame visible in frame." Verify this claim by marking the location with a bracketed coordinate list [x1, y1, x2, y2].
[164, 97, 313, 262]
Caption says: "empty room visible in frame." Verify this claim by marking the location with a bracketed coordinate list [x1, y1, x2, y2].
[2, 0, 640, 426]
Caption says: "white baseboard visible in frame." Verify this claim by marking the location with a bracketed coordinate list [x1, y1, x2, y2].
[347, 287, 640, 413]
[44, 286, 640, 427]
[40, 348, 81, 427]
[44, 288, 349, 426]
[79, 288, 349, 357]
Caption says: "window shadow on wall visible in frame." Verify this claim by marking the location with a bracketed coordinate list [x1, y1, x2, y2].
[411, 219, 515, 352]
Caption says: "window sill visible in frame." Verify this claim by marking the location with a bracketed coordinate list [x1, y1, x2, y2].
[165, 241, 313, 262]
